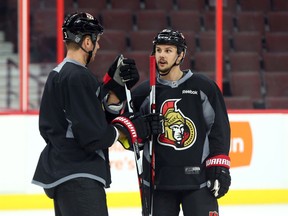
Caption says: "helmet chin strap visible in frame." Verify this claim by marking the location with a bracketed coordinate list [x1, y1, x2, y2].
[78, 35, 96, 66]
[158, 54, 182, 77]
[79, 44, 95, 66]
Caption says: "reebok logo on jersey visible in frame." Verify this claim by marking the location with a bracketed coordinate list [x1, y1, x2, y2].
[182, 90, 198, 95]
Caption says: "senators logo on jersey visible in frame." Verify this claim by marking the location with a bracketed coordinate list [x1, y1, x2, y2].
[158, 99, 197, 150]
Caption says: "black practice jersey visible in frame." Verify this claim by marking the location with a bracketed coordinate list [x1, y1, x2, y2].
[32, 58, 117, 189]
[131, 70, 230, 190]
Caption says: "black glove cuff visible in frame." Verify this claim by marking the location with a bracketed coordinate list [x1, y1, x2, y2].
[103, 81, 126, 102]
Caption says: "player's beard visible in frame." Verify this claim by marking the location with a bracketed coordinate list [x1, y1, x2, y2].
[157, 55, 179, 76]
[157, 62, 171, 75]
[158, 67, 170, 74]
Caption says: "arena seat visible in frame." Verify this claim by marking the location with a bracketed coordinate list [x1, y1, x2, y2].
[135, 10, 168, 31]
[223, 0, 238, 12]
[29, 0, 41, 10]
[229, 72, 262, 99]
[232, 32, 263, 53]
[76, 0, 107, 11]
[33, 9, 56, 37]
[197, 31, 230, 54]
[267, 12, 288, 32]
[109, 0, 141, 10]
[100, 9, 134, 31]
[180, 55, 193, 71]
[265, 32, 288, 52]
[100, 30, 127, 52]
[238, 0, 271, 12]
[228, 52, 261, 72]
[88, 51, 119, 79]
[264, 73, 288, 97]
[271, 0, 288, 11]
[235, 12, 266, 33]
[207, 0, 238, 12]
[36, 0, 57, 8]
[129, 30, 155, 51]
[265, 97, 288, 109]
[144, 0, 175, 11]
[224, 97, 254, 109]
[177, 0, 206, 11]
[169, 11, 201, 32]
[263, 53, 288, 72]
[64, 8, 100, 18]
[202, 11, 234, 33]
[192, 52, 216, 73]
[181, 31, 197, 56]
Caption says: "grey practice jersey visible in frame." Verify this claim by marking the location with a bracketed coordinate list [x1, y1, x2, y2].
[32, 59, 117, 189]
[131, 70, 230, 190]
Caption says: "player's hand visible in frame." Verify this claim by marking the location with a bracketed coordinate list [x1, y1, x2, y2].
[103, 55, 139, 101]
[206, 155, 231, 199]
[112, 112, 163, 148]
[119, 58, 139, 89]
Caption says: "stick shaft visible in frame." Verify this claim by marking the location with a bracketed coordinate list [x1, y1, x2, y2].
[150, 56, 156, 114]
[125, 84, 133, 112]
[149, 56, 156, 216]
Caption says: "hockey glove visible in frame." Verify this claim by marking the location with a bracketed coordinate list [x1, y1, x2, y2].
[206, 155, 231, 199]
[103, 54, 139, 102]
[112, 112, 163, 149]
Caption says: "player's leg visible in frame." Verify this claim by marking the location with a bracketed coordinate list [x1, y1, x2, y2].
[54, 178, 108, 216]
[43, 188, 62, 216]
[153, 190, 181, 216]
[53, 199, 62, 216]
[182, 187, 219, 216]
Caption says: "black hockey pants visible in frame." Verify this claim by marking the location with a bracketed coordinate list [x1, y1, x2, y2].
[153, 187, 219, 216]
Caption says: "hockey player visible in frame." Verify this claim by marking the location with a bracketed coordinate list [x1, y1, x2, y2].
[130, 29, 231, 216]
[32, 12, 162, 216]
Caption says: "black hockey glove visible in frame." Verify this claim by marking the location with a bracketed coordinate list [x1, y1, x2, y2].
[206, 155, 231, 199]
[112, 112, 163, 149]
[103, 54, 139, 102]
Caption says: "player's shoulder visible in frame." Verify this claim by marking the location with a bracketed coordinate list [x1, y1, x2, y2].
[190, 71, 214, 83]
[187, 70, 220, 94]
[133, 79, 150, 95]
[131, 79, 150, 111]
[188, 71, 214, 86]
[59, 61, 97, 86]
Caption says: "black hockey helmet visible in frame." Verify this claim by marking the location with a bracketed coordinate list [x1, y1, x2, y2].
[62, 12, 104, 44]
[152, 29, 187, 55]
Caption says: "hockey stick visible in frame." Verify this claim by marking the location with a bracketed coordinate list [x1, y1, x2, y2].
[122, 55, 156, 216]
[124, 83, 150, 215]
[136, 56, 156, 216]
[117, 53, 148, 214]
[124, 84, 143, 175]
[148, 55, 156, 216]
[115, 54, 148, 215]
